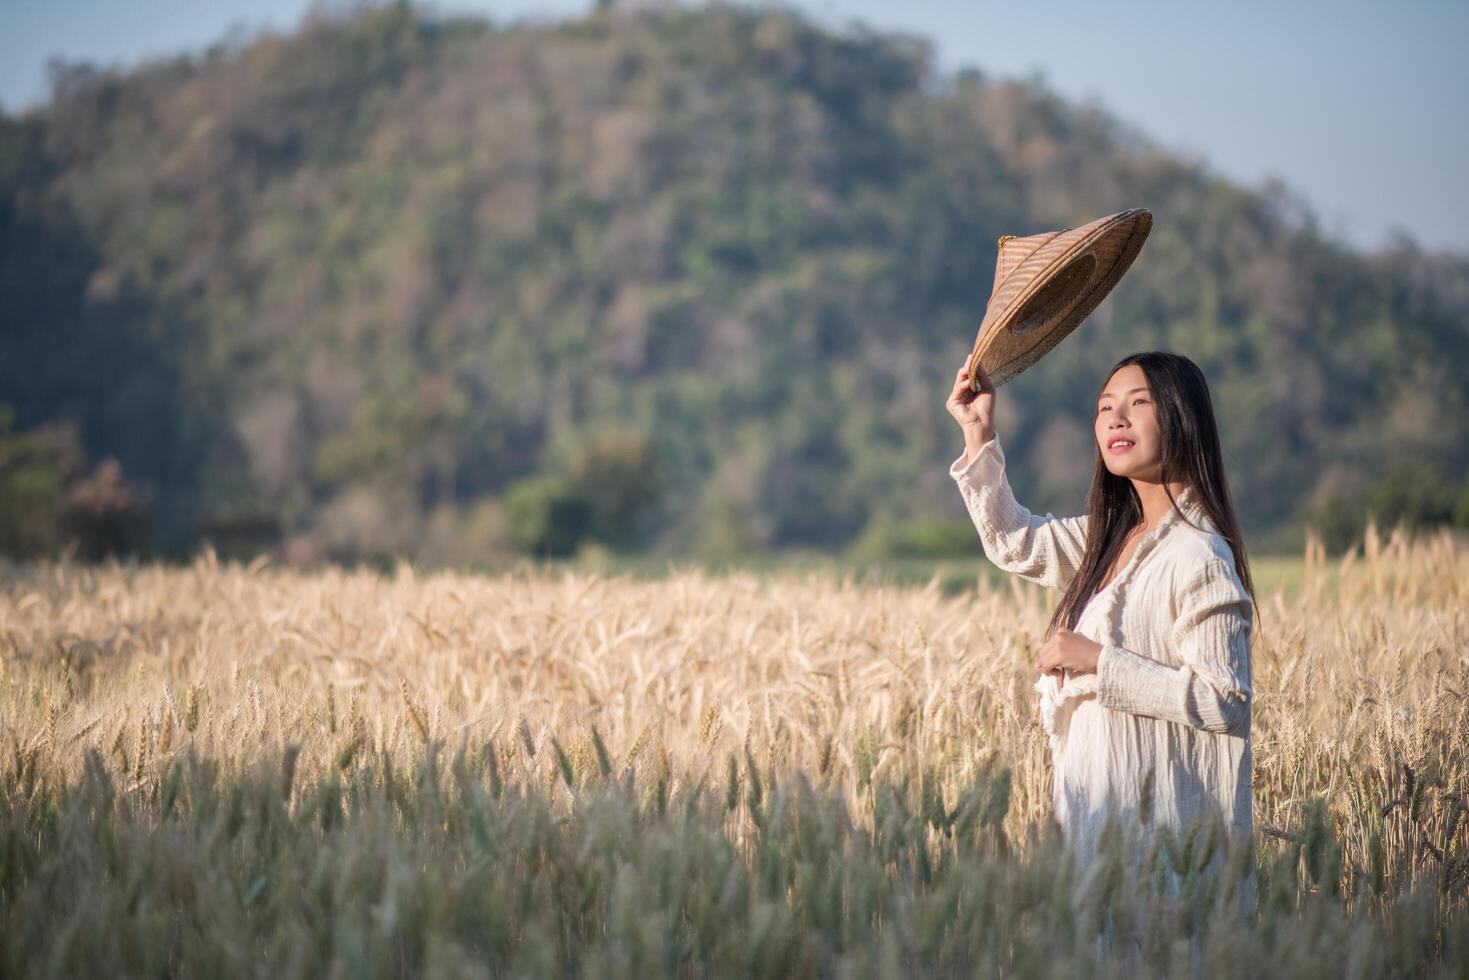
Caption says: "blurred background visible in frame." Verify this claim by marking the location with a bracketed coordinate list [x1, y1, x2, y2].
[3, 0, 1467, 576]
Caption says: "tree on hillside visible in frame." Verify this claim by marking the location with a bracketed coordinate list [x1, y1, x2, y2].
[1, 1, 1465, 564]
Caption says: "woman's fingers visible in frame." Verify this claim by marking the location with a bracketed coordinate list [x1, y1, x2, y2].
[948, 369, 974, 404]
[958, 363, 992, 401]
[972, 359, 994, 392]
[953, 366, 972, 394]
[949, 360, 996, 414]
[1037, 636, 1061, 675]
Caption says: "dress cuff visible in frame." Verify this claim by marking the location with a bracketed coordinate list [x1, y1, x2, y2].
[948, 433, 1001, 483]
[1096, 642, 1186, 719]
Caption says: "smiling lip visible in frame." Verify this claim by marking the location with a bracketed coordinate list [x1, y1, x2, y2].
[1107, 439, 1135, 454]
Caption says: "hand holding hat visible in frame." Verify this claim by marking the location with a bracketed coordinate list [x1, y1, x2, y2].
[946, 362, 994, 438]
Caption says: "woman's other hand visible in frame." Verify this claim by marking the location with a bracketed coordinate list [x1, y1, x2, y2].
[946, 359, 996, 459]
[1037, 628, 1104, 678]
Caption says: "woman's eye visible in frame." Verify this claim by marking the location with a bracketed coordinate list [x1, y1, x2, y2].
[1134, 398, 1148, 406]
[1097, 406, 1110, 413]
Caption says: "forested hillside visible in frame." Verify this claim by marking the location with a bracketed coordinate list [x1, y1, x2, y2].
[3, 2, 1467, 563]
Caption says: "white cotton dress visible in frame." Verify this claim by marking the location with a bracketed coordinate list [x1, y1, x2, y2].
[948, 431, 1255, 888]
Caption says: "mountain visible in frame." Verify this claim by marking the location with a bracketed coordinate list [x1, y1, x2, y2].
[3, 1, 1467, 563]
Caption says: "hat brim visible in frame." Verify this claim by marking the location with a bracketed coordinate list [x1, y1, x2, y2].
[967, 209, 1152, 390]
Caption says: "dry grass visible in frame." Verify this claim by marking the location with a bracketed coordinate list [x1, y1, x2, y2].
[1, 519, 1466, 976]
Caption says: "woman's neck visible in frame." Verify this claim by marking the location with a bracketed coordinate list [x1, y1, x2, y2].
[1130, 478, 1193, 531]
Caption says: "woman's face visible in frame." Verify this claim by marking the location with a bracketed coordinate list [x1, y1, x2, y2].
[1095, 364, 1162, 479]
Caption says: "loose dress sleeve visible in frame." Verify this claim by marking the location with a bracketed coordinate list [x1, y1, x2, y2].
[1094, 557, 1253, 736]
[948, 432, 1089, 591]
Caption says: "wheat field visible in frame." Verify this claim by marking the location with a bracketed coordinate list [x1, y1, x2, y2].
[1, 522, 1466, 977]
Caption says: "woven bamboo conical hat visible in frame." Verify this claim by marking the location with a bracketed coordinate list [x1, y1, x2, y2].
[966, 208, 1152, 390]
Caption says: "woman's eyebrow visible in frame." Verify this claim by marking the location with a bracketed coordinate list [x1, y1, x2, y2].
[1098, 386, 1150, 401]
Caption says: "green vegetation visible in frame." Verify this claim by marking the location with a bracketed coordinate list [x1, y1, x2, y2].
[2, 2, 1467, 565]
[0, 407, 151, 560]
[3, 747, 1464, 977]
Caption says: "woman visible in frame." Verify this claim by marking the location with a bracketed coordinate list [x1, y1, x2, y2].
[944, 351, 1257, 883]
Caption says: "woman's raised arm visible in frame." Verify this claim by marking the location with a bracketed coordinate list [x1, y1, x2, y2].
[945, 361, 1089, 590]
[948, 432, 1090, 590]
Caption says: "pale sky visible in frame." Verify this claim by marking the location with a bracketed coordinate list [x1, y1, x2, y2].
[4, 0, 1466, 254]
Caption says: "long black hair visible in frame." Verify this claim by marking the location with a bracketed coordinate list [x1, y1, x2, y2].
[1045, 351, 1257, 640]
